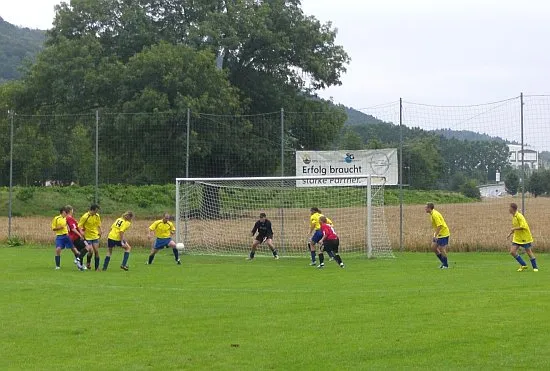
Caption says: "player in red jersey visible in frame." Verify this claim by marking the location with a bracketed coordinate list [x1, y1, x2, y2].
[318, 216, 345, 269]
[66, 205, 91, 271]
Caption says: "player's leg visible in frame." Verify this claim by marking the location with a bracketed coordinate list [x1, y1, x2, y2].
[332, 240, 344, 268]
[266, 238, 278, 259]
[524, 246, 538, 271]
[309, 231, 323, 265]
[121, 241, 131, 270]
[510, 243, 528, 271]
[92, 241, 101, 271]
[432, 238, 445, 267]
[438, 238, 449, 268]
[147, 246, 160, 264]
[317, 243, 325, 268]
[168, 240, 181, 264]
[248, 238, 261, 260]
[54, 242, 62, 269]
[103, 239, 115, 271]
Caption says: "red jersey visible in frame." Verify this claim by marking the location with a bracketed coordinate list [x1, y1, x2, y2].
[321, 223, 338, 240]
[66, 215, 81, 242]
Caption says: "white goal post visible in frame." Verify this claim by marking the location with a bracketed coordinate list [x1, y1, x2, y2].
[175, 175, 394, 258]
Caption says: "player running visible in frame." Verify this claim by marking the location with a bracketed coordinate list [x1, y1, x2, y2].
[318, 216, 344, 268]
[51, 206, 72, 270]
[147, 213, 180, 265]
[508, 203, 539, 272]
[66, 205, 90, 271]
[308, 207, 335, 266]
[425, 202, 450, 269]
[78, 204, 102, 271]
[247, 213, 279, 260]
[103, 211, 134, 271]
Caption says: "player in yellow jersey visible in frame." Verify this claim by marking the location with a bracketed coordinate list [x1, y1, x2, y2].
[51, 206, 72, 270]
[508, 203, 538, 272]
[425, 203, 450, 269]
[308, 207, 335, 266]
[78, 204, 102, 271]
[147, 212, 180, 265]
[103, 211, 134, 271]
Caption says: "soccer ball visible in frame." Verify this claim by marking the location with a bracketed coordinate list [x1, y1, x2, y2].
[176, 243, 185, 252]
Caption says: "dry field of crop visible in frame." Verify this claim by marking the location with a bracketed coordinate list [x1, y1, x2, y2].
[2, 196, 550, 253]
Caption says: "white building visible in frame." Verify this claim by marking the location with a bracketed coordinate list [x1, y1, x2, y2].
[508, 144, 539, 170]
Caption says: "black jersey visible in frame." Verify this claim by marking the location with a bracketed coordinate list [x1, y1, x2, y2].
[252, 219, 273, 237]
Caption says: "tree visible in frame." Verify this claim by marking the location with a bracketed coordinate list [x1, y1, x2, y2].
[527, 170, 550, 197]
[505, 171, 520, 196]
[460, 180, 481, 200]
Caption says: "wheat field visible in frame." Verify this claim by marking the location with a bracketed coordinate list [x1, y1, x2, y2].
[2, 196, 550, 252]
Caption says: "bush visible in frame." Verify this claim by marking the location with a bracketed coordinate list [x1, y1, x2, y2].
[16, 187, 35, 202]
[460, 180, 481, 200]
[7, 235, 25, 247]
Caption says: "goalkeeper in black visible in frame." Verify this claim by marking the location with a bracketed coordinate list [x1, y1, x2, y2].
[247, 213, 279, 260]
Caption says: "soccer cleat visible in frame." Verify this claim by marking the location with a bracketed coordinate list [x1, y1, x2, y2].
[55, 266, 61, 270]
[340, 263, 345, 268]
[73, 258, 78, 264]
[440, 265, 449, 269]
[533, 268, 539, 272]
[517, 266, 529, 272]
[246, 257, 254, 260]
[309, 262, 317, 266]
[120, 265, 129, 271]
[317, 264, 324, 269]
[176, 259, 182, 265]
[274, 255, 280, 260]
[329, 257, 334, 262]
[86, 264, 91, 270]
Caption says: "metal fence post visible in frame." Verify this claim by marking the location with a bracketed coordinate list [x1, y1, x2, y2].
[520, 93, 525, 214]
[399, 98, 404, 251]
[8, 110, 14, 239]
[280, 107, 285, 254]
[95, 109, 99, 204]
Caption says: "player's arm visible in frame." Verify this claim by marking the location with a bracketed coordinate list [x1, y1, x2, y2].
[170, 222, 176, 235]
[148, 221, 157, 239]
[433, 225, 442, 240]
[266, 220, 273, 236]
[319, 228, 327, 244]
[309, 217, 315, 234]
[51, 218, 64, 231]
[251, 221, 259, 237]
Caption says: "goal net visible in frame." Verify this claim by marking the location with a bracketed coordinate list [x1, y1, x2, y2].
[175, 175, 394, 258]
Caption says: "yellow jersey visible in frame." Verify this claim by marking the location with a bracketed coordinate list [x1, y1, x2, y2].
[512, 211, 533, 245]
[149, 220, 175, 238]
[108, 217, 132, 241]
[310, 212, 333, 230]
[430, 210, 450, 238]
[78, 212, 102, 240]
[51, 215, 68, 235]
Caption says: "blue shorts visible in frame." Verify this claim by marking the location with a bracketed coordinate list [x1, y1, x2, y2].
[107, 239, 123, 248]
[155, 238, 173, 249]
[55, 235, 73, 249]
[513, 242, 532, 249]
[311, 230, 323, 244]
[435, 236, 449, 247]
[86, 239, 100, 245]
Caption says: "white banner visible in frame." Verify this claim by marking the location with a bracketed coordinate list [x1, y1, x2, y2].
[295, 149, 398, 187]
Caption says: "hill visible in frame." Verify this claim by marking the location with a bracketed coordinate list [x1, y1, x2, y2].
[0, 16, 45, 82]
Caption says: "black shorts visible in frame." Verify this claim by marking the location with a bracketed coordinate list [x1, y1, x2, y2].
[108, 239, 123, 248]
[323, 238, 339, 253]
[72, 237, 87, 251]
[255, 234, 273, 243]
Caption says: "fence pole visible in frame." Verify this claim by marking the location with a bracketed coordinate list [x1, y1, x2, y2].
[186, 108, 190, 178]
[95, 109, 99, 204]
[399, 98, 404, 251]
[8, 110, 14, 239]
[183, 108, 191, 248]
[280, 107, 285, 254]
[520, 93, 525, 214]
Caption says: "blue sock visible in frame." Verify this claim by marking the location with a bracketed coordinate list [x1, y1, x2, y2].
[515, 255, 527, 266]
[122, 252, 130, 266]
[442, 256, 448, 267]
[172, 248, 179, 261]
[148, 255, 154, 264]
[250, 251, 255, 259]
[55, 255, 60, 267]
[310, 250, 316, 263]
[94, 257, 100, 270]
[436, 253, 444, 263]
[103, 256, 111, 270]
[530, 258, 538, 269]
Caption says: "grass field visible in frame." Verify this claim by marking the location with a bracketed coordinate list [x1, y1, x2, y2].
[1, 247, 549, 370]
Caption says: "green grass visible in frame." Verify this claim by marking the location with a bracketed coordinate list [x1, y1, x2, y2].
[0, 185, 476, 218]
[0, 247, 548, 370]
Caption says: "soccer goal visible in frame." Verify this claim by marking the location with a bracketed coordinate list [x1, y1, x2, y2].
[175, 175, 394, 258]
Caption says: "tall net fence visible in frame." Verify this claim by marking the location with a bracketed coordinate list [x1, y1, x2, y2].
[3, 95, 550, 252]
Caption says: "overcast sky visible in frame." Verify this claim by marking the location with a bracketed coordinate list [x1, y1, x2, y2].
[2, 0, 550, 109]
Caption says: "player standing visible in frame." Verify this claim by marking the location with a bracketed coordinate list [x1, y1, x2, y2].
[318, 216, 345, 268]
[103, 211, 134, 271]
[66, 205, 90, 271]
[308, 207, 335, 266]
[78, 204, 102, 271]
[508, 203, 539, 272]
[51, 206, 72, 270]
[425, 202, 450, 269]
[147, 213, 180, 265]
[248, 212, 279, 260]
